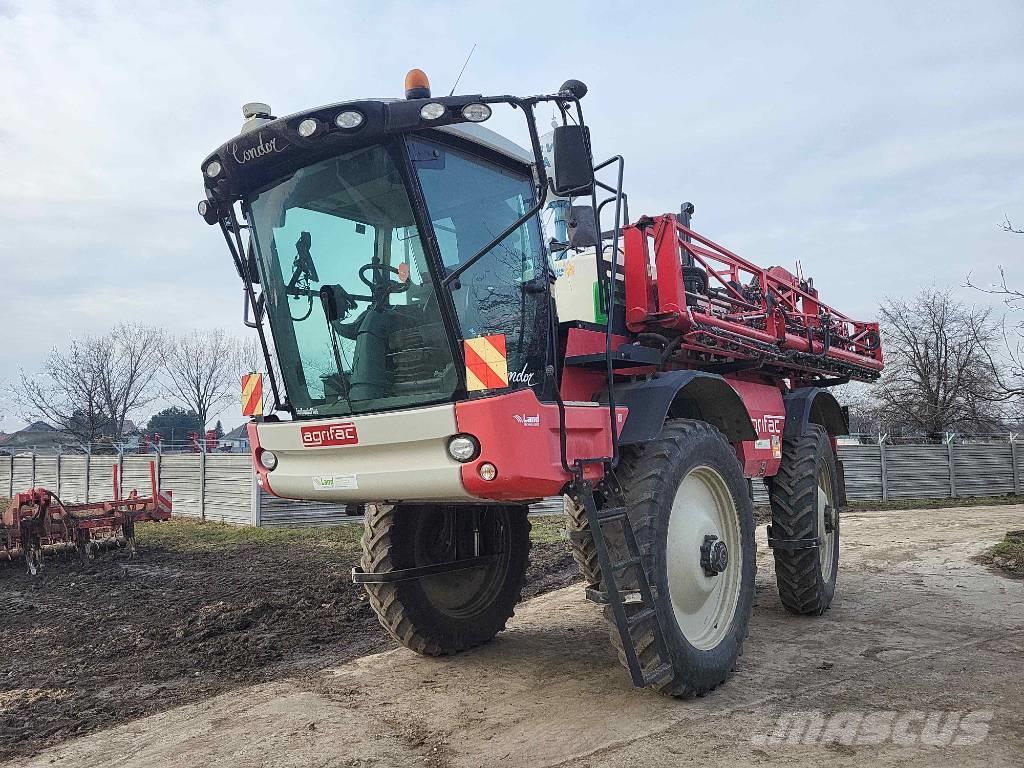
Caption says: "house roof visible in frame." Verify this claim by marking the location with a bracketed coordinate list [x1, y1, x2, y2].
[22, 420, 56, 433]
[222, 423, 250, 441]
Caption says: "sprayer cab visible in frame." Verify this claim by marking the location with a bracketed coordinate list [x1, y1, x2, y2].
[198, 74, 595, 430]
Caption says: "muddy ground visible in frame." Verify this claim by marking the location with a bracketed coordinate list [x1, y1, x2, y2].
[10, 503, 1022, 768]
[0, 515, 577, 762]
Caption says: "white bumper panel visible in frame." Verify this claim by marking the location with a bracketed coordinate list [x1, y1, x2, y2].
[255, 403, 476, 503]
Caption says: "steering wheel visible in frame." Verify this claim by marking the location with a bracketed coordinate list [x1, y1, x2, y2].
[358, 262, 409, 297]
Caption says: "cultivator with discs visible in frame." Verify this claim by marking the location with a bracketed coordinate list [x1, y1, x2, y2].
[1, 460, 172, 574]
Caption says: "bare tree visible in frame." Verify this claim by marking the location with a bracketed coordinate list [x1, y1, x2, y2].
[871, 288, 1007, 436]
[17, 338, 109, 444]
[235, 335, 265, 378]
[161, 329, 240, 429]
[16, 324, 161, 446]
[965, 266, 1024, 402]
[95, 324, 163, 440]
[1001, 215, 1024, 235]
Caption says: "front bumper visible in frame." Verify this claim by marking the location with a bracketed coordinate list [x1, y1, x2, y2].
[250, 402, 475, 503]
[249, 389, 624, 505]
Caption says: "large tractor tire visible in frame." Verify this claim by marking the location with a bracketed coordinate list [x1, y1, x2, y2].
[767, 424, 840, 615]
[360, 503, 530, 655]
[564, 494, 603, 588]
[607, 419, 756, 697]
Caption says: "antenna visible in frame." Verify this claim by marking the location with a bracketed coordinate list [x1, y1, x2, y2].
[449, 43, 477, 96]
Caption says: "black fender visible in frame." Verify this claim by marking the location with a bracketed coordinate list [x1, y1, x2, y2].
[782, 387, 848, 439]
[604, 371, 758, 445]
[782, 387, 849, 507]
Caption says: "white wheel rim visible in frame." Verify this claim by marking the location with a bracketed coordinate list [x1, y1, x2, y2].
[818, 465, 835, 581]
[665, 465, 742, 651]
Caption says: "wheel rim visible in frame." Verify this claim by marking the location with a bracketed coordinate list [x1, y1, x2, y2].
[818, 465, 836, 581]
[415, 508, 511, 619]
[666, 466, 743, 651]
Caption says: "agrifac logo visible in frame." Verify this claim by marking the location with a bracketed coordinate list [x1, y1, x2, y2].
[300, 422, 359, 447]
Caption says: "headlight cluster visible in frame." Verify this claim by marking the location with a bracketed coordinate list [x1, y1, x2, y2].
[418, 102, 492, 123]
[292, 110, 365, 139]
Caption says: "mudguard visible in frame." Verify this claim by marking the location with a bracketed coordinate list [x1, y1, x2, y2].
[604, 371, 757, 445]
[782, 387, 848, 438]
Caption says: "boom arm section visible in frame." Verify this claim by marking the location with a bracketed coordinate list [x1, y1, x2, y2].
[621, 214, 883, 385]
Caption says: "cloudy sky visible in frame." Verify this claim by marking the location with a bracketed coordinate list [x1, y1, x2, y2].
[2, 0, 1022, 432]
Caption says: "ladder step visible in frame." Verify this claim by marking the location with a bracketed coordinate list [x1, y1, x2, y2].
[611, 556, 642, 574]
[626, 606, 657, 627]
[594, 506, 627, 523]
[643, 663, 674, 687]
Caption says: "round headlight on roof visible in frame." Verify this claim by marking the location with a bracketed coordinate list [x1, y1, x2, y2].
[461, 103, 492, 122]
[420, 102, 445, 120]
[297, 118, 319, 138]
[335, 110, 364, 129]
[205, 160, 222, 178]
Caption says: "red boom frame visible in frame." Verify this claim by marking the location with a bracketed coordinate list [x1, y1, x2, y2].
[622, 214, 883, 385]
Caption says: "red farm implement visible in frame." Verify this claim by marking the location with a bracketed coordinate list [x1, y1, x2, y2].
[1, 460, 172, 574]
[622, 211, 883, 385]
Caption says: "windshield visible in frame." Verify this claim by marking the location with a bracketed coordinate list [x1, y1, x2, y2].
[246, 143, 457, 417]
[410, 137, 551, 394]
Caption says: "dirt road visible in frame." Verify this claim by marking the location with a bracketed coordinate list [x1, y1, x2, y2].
[11, 505, 1024, 768]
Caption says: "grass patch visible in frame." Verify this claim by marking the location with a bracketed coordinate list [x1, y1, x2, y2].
[530, 513, 568, 544]
[139, 512, 570, 553]
[847, 495, 1024, 511]
[976, 530, 1024, 577]
[137, 518, 364, 553]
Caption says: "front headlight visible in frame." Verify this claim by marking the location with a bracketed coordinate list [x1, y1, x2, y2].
[258, 450, 278, 471]
[335, 110, 364, 129]
[461, 103, 491, 122]
[447, 435, 480, 462]
[420, 102, 446, 120]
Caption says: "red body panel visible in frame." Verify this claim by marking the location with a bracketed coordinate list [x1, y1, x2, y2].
[247, 422, 278, 497]
[726, 377, 785, 477]
[455, 388, 625, 500]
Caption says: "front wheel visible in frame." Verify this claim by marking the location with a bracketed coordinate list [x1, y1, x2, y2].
[609, 419, 756, 697]
[360, 504, 530, 655]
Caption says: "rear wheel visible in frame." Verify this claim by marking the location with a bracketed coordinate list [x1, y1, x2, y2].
[360, 504, 530, 655]
[767, 425, 840, 615]
[608, 419, 756, 697]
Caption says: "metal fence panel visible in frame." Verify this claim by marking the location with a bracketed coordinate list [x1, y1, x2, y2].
[122, 456, 157, 497]
[953, 444, 1016, 497]
[34, 456, 59, 491]
[11, 455, 34, 493]
[160, 455, 203, 518]
[0, 456, 11, 498]
[204, 454, 254, 525]
[884, 445, 951, 499]
[59, 456, 89, 502]
[259, 490, 352, 528]
[837, 445, 882, 500]
[88, 456, 119, 501]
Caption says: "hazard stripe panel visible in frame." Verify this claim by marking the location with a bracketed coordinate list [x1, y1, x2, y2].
[463, 334, 508, 392]
[242, 373, 263, 416]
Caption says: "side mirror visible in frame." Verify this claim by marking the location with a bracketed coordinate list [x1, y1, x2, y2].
[551, 124, 595, 197]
